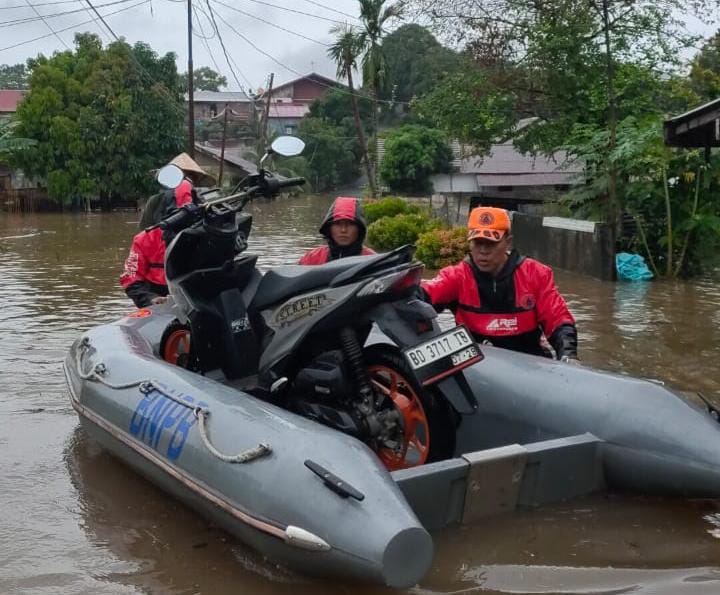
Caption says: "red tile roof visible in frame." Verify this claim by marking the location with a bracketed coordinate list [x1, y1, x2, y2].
[0, 90, 26, 113]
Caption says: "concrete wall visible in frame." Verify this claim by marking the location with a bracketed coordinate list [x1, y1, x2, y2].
[512, 213, 615, 281]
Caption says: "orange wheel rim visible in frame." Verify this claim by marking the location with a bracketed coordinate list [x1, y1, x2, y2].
[163, 329, 191, 365]
[367, 364, 430, 471]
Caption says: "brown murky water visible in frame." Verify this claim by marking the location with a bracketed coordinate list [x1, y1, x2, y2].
[2, 197, 720, 595]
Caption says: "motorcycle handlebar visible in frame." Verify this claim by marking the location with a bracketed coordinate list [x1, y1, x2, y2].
[155, 203, 202, 232]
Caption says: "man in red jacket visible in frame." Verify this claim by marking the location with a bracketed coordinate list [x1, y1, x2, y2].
[299, 196, 375, 265]
[421, 207, 578, 360]
[120, 179, 194, 308]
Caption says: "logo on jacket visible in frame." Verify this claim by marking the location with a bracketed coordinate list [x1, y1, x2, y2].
[486, 317, 518, 332]
[519, 293, 536, 309]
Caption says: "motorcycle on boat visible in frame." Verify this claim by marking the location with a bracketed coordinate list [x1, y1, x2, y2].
[152, 136, 483, 470]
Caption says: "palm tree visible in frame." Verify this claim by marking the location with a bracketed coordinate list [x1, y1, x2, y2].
[0, 119, 35, 160]
[328, 24, 378, 198]
[357, 0, 403, 170]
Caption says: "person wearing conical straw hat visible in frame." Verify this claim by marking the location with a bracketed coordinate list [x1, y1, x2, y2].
[121, 154, 215, 308]
[139, 152, 216, 230]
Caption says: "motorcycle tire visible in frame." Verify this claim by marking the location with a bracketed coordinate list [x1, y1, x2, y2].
[160, 319, 195, 370]
[363, 347, 456, 471]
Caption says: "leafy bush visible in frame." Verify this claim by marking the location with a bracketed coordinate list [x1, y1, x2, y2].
[367, 213, 442, 251]
[416, 227, 469, 270]
[363, 196, 420, 224]
[379, 124, 453, 193]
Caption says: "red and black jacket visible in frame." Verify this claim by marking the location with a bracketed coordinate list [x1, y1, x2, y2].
[299, 196, 375, 265]
[421, 250, 577, 358]
[120, 181, 193, 308]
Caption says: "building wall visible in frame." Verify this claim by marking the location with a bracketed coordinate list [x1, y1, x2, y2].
[193, 101, 252, 122]
[512, 213, 615, 281]
[292, 79, 328, 102]
[267, 117, 302, 136]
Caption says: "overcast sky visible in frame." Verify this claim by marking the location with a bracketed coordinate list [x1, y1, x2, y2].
[0, 0, 367, 93]
[0, 0, 718, 94]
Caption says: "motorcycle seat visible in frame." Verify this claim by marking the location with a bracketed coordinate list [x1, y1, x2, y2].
[251, 255, 373, 309]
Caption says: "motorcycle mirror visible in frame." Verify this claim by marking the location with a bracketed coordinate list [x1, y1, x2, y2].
[270, 136, 305, 157]
[156, 164, 184, 189]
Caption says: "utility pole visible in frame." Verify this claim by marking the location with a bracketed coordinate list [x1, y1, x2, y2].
[219, 103, 229, 186]
[260, 72, 274, 151]
[187, 0, 195, 157]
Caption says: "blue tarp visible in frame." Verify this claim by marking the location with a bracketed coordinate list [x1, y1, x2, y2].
[616, 252, 654, 281]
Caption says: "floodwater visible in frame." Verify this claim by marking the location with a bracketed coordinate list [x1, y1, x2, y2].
[1, 196, 720, 595]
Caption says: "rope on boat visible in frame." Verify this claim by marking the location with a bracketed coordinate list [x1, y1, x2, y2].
[76, 337, 146, 390]
[76, 336, 272, 463]
[195, 408, 272, 463]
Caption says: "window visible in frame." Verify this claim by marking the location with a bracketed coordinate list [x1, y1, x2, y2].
[285, 125, 296, 135]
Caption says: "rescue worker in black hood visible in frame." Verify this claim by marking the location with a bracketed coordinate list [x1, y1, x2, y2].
[299, 196, 375, 265]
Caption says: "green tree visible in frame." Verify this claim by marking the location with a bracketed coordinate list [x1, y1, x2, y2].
[14, 33, 184, 208]
[179, 66, 227, 92]
[297, 116, 361, 191]
[308, 88, 372, 129]
[380, 24, 461, 104]
[328, 24, 378, 197]
[0, 120, 36, 162]
[0, 63, 29, 89]
[563, 116, 720, 277]
[687, 30, 720, 103]
[413, 65, 515, 155]
[357, 0, 403, 173]
[380, 124, 453, 193]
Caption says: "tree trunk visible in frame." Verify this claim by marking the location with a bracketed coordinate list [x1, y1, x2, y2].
[347, 68, 378, 198]
[674, 167, 702, 277]
[662, 167, 673, 276]
[601, 0, 618, 245]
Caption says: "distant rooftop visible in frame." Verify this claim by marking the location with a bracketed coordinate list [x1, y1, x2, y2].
[186, 91, 252, 103]
[0, 89, 26, 113]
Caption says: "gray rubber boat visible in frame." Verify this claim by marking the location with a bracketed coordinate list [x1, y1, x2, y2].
[64, 305, 720, 588]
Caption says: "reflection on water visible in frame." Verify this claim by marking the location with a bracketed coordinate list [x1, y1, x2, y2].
[1, 200, 720, 594]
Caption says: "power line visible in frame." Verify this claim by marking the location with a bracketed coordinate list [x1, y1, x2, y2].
[82, 0, 121, 40]
[0, 0, 137, 27]
[299, 0, 359, 21]
[204, 0, 252, 93]
[208, 4, 412, 107]
[237, 0, 348, 26]
[24, 0, 71, 49]
[0, 0, 91, 10]
[0, 0, 148, 51]
[76, 0, 112, 42]
[212, 0, 329, 47]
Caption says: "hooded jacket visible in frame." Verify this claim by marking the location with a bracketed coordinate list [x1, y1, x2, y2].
[299, 197, 375, 265]
[421, 250, 577, 358]
[120, 180, 193, 308]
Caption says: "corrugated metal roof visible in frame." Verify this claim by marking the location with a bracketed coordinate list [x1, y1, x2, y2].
[475, 172, 580, 187]
[268, 104, 309, 118]
[459, 141, 583, 175]
[0, 90, 26, 112]
[187, 91, 252, 103]
[195, 144, 257, 174]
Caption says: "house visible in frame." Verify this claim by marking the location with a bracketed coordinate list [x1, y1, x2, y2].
[429, 139, 584, 212]
[664, 96, 720, 154]
[186, 90, 255, 122]
[259, 73, 346, 136]
[193, 143, 257, 186]
[0, 89, 25, 119]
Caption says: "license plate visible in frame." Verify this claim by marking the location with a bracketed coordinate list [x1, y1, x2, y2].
[404, 326, 482, 385]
